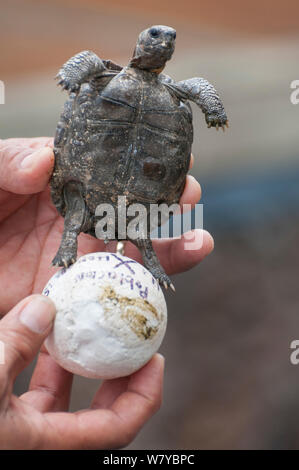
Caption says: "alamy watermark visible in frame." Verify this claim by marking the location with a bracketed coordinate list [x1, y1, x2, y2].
[0, 80, 5, 104]
[290, 340, 299, 365]
[94, 196, 204, 250]
[290, 80, 299, 105]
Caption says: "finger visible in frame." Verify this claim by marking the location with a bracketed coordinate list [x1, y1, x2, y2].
[0, 295, 56, 388]
[0, 144, 54, 194]
[20, 345, 73, 412]
[180, 175, 201, 209]
[189, 153, 194, 169]
[42, 354, 164, 449]
[109, 353, 164, 445]
[0, 137, 54, 149]
[125, 229, 214, 275]
[90, 376, 130, 409]
[156, 229, 214, 274]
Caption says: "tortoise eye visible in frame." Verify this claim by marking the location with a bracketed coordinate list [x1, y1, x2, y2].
[149, 28, 159, 38]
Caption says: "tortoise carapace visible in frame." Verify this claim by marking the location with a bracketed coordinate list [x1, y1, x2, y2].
[51, 25, 228, 290]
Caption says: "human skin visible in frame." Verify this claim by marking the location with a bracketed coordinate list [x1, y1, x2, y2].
[0, 138, 213, 449]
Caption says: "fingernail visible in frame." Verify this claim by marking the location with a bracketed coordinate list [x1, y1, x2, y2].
[20, 147, 52, 169]
[155, 353, 165, 366]
[20, 296, 56, 333]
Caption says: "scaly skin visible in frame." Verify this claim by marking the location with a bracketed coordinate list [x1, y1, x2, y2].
[176, 77, 228, 130]
[163, 76, 228, 130]
[56, 50, 106, 92]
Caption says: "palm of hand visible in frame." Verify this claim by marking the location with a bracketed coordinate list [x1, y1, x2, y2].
[0, 137, 212, 314]
[0, 183, 97, 312]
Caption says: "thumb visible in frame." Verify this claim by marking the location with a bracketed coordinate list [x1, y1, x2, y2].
[0, 143, 54, 194]
[0, 295, 56, 383]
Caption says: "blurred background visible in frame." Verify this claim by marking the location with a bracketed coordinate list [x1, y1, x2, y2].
[2, 0, 299, 449]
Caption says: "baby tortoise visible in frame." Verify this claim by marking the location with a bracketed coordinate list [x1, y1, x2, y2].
[51, 25, 228, 290]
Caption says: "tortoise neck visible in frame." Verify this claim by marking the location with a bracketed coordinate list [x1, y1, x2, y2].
[125, 65, 161, 81]
[128, 53, 166, 75]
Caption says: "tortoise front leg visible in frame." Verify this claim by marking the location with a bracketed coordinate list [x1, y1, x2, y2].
[52, 182, 87, 268]
[166, 77, 228, 130]
[56, 50, 106, 93]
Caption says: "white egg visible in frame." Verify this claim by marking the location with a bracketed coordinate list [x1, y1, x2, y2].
[43, 252, 167, 379]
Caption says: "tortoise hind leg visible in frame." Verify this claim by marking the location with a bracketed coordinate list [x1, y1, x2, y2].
[52, 181, 87, 268]
[134, 238, 175, 292]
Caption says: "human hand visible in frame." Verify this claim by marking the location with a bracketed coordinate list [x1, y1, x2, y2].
[0, 294, 164, 449]
[0, 137, 212, 448]
[0, 137, 213, 314]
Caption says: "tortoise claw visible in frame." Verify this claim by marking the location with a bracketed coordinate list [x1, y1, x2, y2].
[159, 276, 175, 292]
[207, 114, 229, 131]
[52, 251, 77, 269]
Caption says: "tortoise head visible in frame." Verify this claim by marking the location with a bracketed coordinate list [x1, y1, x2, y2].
[130, 25, 176, 72]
